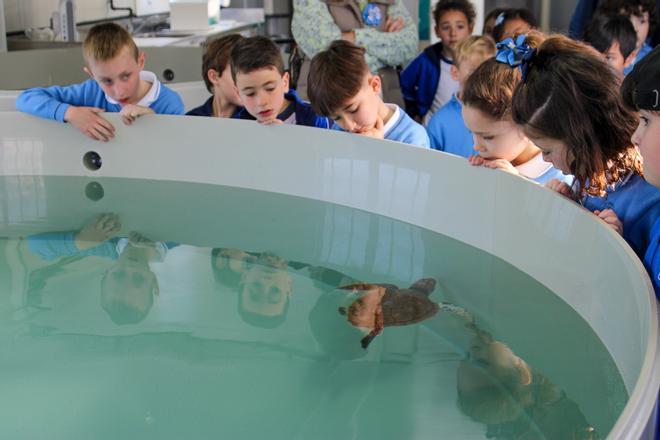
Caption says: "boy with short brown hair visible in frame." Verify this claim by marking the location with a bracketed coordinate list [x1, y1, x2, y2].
[308, 40, 429, 147]
[16, 23, 184, 142]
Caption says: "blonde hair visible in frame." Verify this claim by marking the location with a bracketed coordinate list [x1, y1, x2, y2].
[83, 23, 139, 63]
[453, 35, 496, 68]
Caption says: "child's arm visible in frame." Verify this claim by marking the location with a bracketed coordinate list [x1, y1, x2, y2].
[17, 81, 116, 141]
[399, 55, 424, 120]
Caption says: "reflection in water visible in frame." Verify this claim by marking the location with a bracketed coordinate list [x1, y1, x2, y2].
[26, 213, 175, 325]
[0, 177, 626, 439]
[457, 328, 599, 439]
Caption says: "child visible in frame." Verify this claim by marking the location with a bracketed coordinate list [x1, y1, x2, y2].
[460, 33, 570, 185]
[598, 0, 657, 74]
[491, 8, 538, 42]
[399, 0, 476, 125]
[621, 45, 660, 298]
[308, 40, 430, 148]
[16, 23, 184, 142]
[482, 7, 507, 37]
[427, 35, 496, 156]
[583, 13, 638, 77]
[511, 35, 660, 260]
[187, 34, 244, 118]
[229, 36, 331, 128]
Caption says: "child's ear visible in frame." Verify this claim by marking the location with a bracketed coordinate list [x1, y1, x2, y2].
[137, 52, 145, 70]
[83, 66, 94, 79]
[207, 69, 220, 86]
[282, 71, 290, 93]
[450, 64, 459, 81]
[368, 74, 382, 95]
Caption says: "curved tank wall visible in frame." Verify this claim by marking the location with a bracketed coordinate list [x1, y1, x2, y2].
[0, 112, 657, 438]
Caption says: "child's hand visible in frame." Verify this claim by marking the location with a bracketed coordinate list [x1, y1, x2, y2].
[545, 178, 574, 198]
[594, 209, 623, 235]
[128, 231, 157, 248]
[120, 104, 154, 125]
[359, 116, 385, 139]
[468, 154, 487, 166]
[74, 213, 122, 250]
[385, 16, 405, 32]
[64, 106, 115, 142]
[258, 118, 284, 125]
[482, 158, 519, 175]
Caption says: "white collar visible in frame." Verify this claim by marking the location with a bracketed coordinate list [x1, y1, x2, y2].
[515, 152, 554, 179]
[105, 71, 160, 107]
[382, 104, 401, 136]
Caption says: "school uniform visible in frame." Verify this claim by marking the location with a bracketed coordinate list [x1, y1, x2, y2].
[186, 96, 243, 118]
[237, 89, 331, 128]
[583, 173, 660, 260]
[16, 71, 184, 120]
[427, 93, 474, 157]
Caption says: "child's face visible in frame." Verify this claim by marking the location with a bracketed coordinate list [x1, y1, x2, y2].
[628, 10, 650, 50]
[462, 106, 530, 162]
[239, 264, 292, 317]
[234, 67, 289, 123]
[85, 46, 145, 106]
[332, 75, 383, 133]
[526, 134, 573, 174]
[212, 65, 243, 107]
[501, 17, 533, 40]
[603, 40, 632, 77]
[633, 110, 660, 186]
[435, 10, 472, 52]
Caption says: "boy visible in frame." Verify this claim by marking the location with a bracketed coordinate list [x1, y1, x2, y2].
[229, 36, 331, 128]
[583, 14, 637, 77]
[399, 0, 476, 125]
[16, 23, 184, 142]
[621, 45, 660, 299]
[599, 0, 657, 74]
[308, 40, 430, 148]
[187, 34, 244, 118]
[427, 35, 496, 155]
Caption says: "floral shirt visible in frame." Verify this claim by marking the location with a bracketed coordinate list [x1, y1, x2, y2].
[291, 0, 418, 73]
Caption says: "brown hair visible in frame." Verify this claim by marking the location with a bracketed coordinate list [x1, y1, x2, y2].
[453, 35, 496, 68]
[307, 40, 370, 117]
[462, 31, 544, 120]
[201, 34, 244, 93]
[433, 0, 477, 28]
[83, 23, 138, 63]
[229, 36, 284, 81]
[511, 35, 642, 197]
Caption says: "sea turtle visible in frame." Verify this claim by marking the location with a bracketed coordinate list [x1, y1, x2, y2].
[338, 278, 439, 349]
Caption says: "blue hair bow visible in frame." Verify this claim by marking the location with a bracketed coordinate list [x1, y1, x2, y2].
[495, 35, 536, 80]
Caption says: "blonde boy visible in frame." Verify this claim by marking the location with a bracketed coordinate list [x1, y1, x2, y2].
[16, 23, 184, 141]
[427, 36, 496, 156]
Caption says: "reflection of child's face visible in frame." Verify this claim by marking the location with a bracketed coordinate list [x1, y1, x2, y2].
[239, 264, 292, 317]
[467, 337, 529, 383]
[213, 248, 254, 274]
[633, 110, 660, 186]
[331, 75, 383, 133]
[101, 261, 157, 318]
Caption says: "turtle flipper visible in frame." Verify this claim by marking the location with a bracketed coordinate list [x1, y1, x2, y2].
[409, 278, 437, 296]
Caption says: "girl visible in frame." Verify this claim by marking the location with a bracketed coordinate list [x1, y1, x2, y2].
[621, 45, 660, 297]
[461, 33, 571, 185]
[511, 35, 660, 260]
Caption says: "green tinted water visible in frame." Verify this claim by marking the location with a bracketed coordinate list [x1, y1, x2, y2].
[0, 176, 626, 439]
